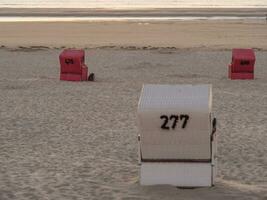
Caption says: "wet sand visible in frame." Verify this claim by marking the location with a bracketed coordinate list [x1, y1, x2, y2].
[0, 20, 267, 50]
[1, 7, 267, 17]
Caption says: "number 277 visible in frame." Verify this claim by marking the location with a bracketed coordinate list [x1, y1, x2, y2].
[160, 114, 189, 130]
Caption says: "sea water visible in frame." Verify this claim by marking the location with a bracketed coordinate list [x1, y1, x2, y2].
[1, 0, 267, 8]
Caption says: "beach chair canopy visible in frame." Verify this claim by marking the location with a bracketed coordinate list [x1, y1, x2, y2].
[138, 84, 212, 161]
[231, 49, 255, 73]
[60, 49, 85, 74]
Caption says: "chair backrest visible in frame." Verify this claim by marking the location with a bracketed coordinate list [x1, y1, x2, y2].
[60, 49, 85, 74]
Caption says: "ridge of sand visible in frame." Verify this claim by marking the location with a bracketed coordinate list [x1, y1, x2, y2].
[1, 45, 267, 52]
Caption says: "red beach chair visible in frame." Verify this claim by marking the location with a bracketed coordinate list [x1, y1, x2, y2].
[59, 49, 94, 81]
[228, 49, 255, 80]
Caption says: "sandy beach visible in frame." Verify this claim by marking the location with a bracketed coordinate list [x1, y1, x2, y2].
[0, 47, 266, 200]
[0, 10, 267, 200]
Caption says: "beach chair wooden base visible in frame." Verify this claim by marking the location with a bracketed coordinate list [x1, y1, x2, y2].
[140, 162, 216, 187]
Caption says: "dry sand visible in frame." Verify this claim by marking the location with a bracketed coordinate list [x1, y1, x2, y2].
[0, 19, 267, 200]
[0, 47, 266, 200]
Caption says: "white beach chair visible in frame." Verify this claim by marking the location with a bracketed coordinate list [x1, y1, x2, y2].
[137, 84, 217, 187]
